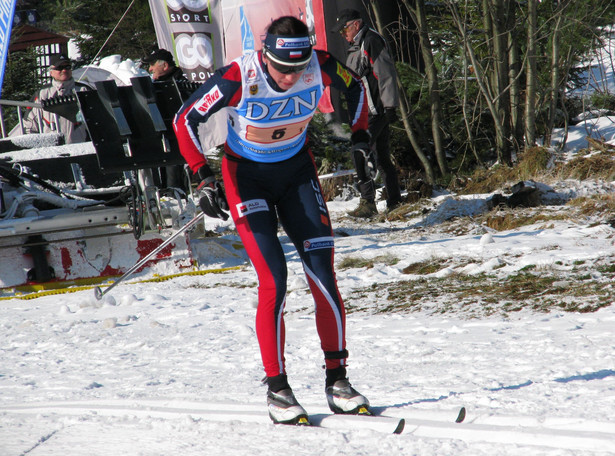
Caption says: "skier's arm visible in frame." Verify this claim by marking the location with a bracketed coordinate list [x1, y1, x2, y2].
[316, 50, 369, 134]
[173, 62, 242, 173]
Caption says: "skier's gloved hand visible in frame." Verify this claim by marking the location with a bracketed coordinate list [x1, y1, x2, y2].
[196, 165, 229, 221]
[385, 107, 398, 124]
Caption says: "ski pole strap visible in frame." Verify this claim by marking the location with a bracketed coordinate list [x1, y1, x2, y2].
[324, 349, 349, 360]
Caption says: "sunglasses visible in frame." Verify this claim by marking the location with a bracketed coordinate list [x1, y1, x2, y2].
[339, 21, 356, 35]
[265, 52, 309, 74]
[52, 65, 72, 71]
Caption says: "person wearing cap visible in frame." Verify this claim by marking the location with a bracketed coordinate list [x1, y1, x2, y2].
[142, 48, 186, 82]
[333, 8, 402, 217]
[141, 48, 187, 190]
[15, 54, 89, 144]
[173, 15, 371, 425]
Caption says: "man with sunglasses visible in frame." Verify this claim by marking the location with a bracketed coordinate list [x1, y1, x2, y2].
[17, 54, 89, 144]
[174, 15, 370, 425]
[333, 9, 402, 217]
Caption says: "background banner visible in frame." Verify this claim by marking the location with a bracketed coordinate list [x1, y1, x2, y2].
[147, 0, 327, 80]
[147, 0, 224, 82]
[0, 0, 17, 95]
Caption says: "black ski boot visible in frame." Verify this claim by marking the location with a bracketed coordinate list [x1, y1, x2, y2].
[325, 367, 370, 415]
[266, 374, 309, 425]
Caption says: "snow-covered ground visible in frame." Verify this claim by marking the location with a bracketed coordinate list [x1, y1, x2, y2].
[3, 28, 615, 456]
[1, 183, 615, 455]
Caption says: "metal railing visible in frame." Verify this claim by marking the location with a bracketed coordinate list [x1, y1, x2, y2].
[0, 99, 61, 139]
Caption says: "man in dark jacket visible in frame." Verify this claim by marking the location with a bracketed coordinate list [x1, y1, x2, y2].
[142, 48, 187, 82]
[333, 9, 402, 217]
[142, 49, 187, 190]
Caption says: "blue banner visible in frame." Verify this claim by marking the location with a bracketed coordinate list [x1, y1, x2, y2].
[0, 0, 17, 96]
[239, 6, 254, 53]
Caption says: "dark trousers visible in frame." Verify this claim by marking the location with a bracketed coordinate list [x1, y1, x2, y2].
[353, 114, 401, 207]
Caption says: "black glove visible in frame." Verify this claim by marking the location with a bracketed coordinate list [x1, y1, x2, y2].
[196, 165, 229, 221]
[385, 108, 398, 124]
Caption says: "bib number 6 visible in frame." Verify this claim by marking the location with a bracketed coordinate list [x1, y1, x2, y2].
[245, 118, 311, 144]
[271, 128, 287, 140]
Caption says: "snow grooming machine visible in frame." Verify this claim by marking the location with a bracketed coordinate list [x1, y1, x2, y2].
[0, 77, 239, 295]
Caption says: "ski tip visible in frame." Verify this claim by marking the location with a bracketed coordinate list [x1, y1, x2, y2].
[93, 286, 103, 301]
[393, 418, 405, 434]
[455, 406, 466, 423]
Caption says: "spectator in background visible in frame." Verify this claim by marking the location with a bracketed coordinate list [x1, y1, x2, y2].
[15, 54, 89, 144]
[142, 48, 187, 190]
[142, 48, 187, 82]
[332, 8, 403, 217]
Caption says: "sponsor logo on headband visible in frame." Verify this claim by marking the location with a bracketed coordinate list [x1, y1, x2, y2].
[275, 37, 311, 49]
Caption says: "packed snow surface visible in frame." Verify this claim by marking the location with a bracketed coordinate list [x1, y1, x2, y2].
[1, 189, 615, 455]
[2, 35, 615, 456]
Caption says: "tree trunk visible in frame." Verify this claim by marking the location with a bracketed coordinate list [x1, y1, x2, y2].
[507, 3, 524, 155]
[524, 0, 538, 147]
[447, 2, 506, 149]
[544, 13, 564, 146]
[405, 0, 449, 177]
[490, 0, 512, 165]
[371, 0, 436, 183]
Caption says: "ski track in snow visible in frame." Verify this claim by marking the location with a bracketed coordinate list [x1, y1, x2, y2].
[2, 197, 615, 455]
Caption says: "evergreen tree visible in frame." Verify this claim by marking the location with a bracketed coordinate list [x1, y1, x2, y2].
[36, 0, 156, 64]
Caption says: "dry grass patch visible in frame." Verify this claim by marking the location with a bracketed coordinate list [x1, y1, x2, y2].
[567, 193, 615, 217]
[452, 147, 615, 195]
[338, 254, 400, 270]
[345, 271, 614, 316]
[479, 208, 569, 231]
[557, 152, 615, 181]
[402, 259, 447, 274]
[456, 147, 555, 194]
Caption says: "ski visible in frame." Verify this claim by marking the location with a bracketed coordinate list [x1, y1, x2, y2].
[1, 400, 466, 435]
[307, 412, 405, 434]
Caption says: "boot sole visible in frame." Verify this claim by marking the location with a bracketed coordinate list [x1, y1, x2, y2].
[269, 413, 311, 425]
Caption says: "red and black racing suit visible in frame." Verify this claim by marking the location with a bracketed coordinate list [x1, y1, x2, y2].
[173, 49, 368, 378]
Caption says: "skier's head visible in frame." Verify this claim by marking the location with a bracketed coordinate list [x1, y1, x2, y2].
[262, 16, 312, 76]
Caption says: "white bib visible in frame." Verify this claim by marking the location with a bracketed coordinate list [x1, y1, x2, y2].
[226, 51, 324, 162]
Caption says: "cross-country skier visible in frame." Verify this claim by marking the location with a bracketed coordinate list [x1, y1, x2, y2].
[173, 15, 370, 425]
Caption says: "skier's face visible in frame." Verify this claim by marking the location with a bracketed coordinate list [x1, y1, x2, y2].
[262, 54, 305, 91]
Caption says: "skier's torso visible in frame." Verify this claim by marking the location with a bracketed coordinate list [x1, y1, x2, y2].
[225, 51, 324, 162]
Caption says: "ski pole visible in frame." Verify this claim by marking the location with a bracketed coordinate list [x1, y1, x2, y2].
[94, 212, 205, 300]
